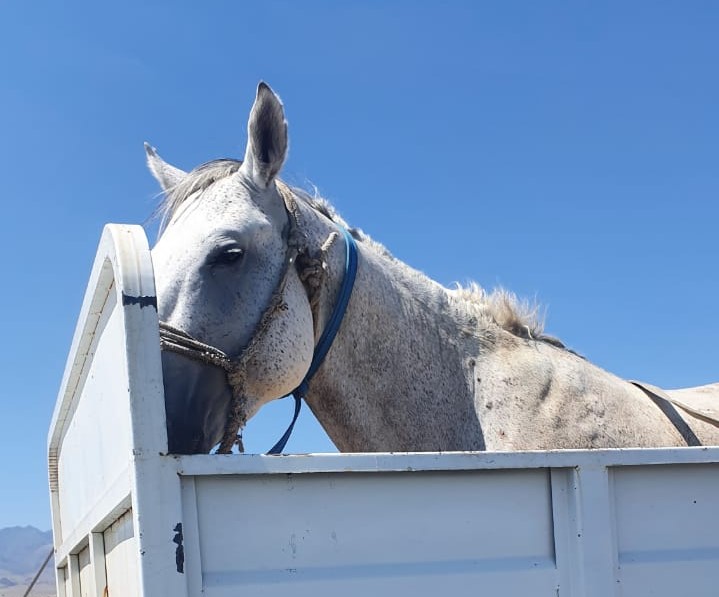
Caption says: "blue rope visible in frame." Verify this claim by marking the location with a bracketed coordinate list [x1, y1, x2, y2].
[267, 228, 358, 454]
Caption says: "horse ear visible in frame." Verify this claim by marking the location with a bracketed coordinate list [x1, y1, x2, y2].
[240, 82, 288, 189]
[144, 142, 188, 192]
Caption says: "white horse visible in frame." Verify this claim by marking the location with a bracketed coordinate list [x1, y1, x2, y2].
[149, 82, 719, 454]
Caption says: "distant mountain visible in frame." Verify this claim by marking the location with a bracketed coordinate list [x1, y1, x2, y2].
[0, 526, 54, 594]
[0, 526, 52, 576]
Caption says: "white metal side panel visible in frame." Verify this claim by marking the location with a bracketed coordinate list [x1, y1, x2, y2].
[184, 470, 560, 596]
[49, 225, 188, 597]
[57, 291, 133, 536]
[58, 565, 69, 597]
[77, 547, 92, 597]
[104, 510, 140, 597]
[613, 463, 719, 597]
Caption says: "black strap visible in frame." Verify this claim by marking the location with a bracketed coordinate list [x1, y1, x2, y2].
[629, 380, 702, 447]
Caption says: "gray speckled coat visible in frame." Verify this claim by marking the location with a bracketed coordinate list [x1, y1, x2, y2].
[149, 83, 719, 454]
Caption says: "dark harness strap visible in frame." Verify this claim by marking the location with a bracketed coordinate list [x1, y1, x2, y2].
[629, 380, 702, 447]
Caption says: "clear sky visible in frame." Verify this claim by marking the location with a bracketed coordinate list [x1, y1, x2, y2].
[1, 1, 717, 530]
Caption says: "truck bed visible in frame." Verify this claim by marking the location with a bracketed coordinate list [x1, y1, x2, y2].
[48, 225, 719, 596]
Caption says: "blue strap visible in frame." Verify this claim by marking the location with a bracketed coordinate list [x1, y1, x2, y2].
[266, 394, 303, 455]
[266, 228, 358, 454]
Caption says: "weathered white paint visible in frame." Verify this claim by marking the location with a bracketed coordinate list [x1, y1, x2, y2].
[58, 565, 69, 597]
[77, 546, 91, 597]
[104, 510, 139, 597]
[49, 225, 719, 596]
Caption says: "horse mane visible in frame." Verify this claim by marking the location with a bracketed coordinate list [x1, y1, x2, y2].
[450, 284, 567, 349]
[155, 159, 567, 351]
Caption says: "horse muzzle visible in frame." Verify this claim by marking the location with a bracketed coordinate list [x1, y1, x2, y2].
[161, 350, 233, 454]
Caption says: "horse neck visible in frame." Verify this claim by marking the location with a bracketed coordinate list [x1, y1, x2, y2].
[297, 203, 487, 452]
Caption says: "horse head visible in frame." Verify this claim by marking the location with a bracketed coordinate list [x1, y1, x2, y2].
[149, 83, 316, 454]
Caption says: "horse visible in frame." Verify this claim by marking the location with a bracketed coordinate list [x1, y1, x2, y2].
[148, 82, 719, 455]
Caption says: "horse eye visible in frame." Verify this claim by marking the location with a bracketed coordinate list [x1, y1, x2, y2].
[211, 247, 244, 267]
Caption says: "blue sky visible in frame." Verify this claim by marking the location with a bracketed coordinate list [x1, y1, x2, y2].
[1, 1, 717, 530]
